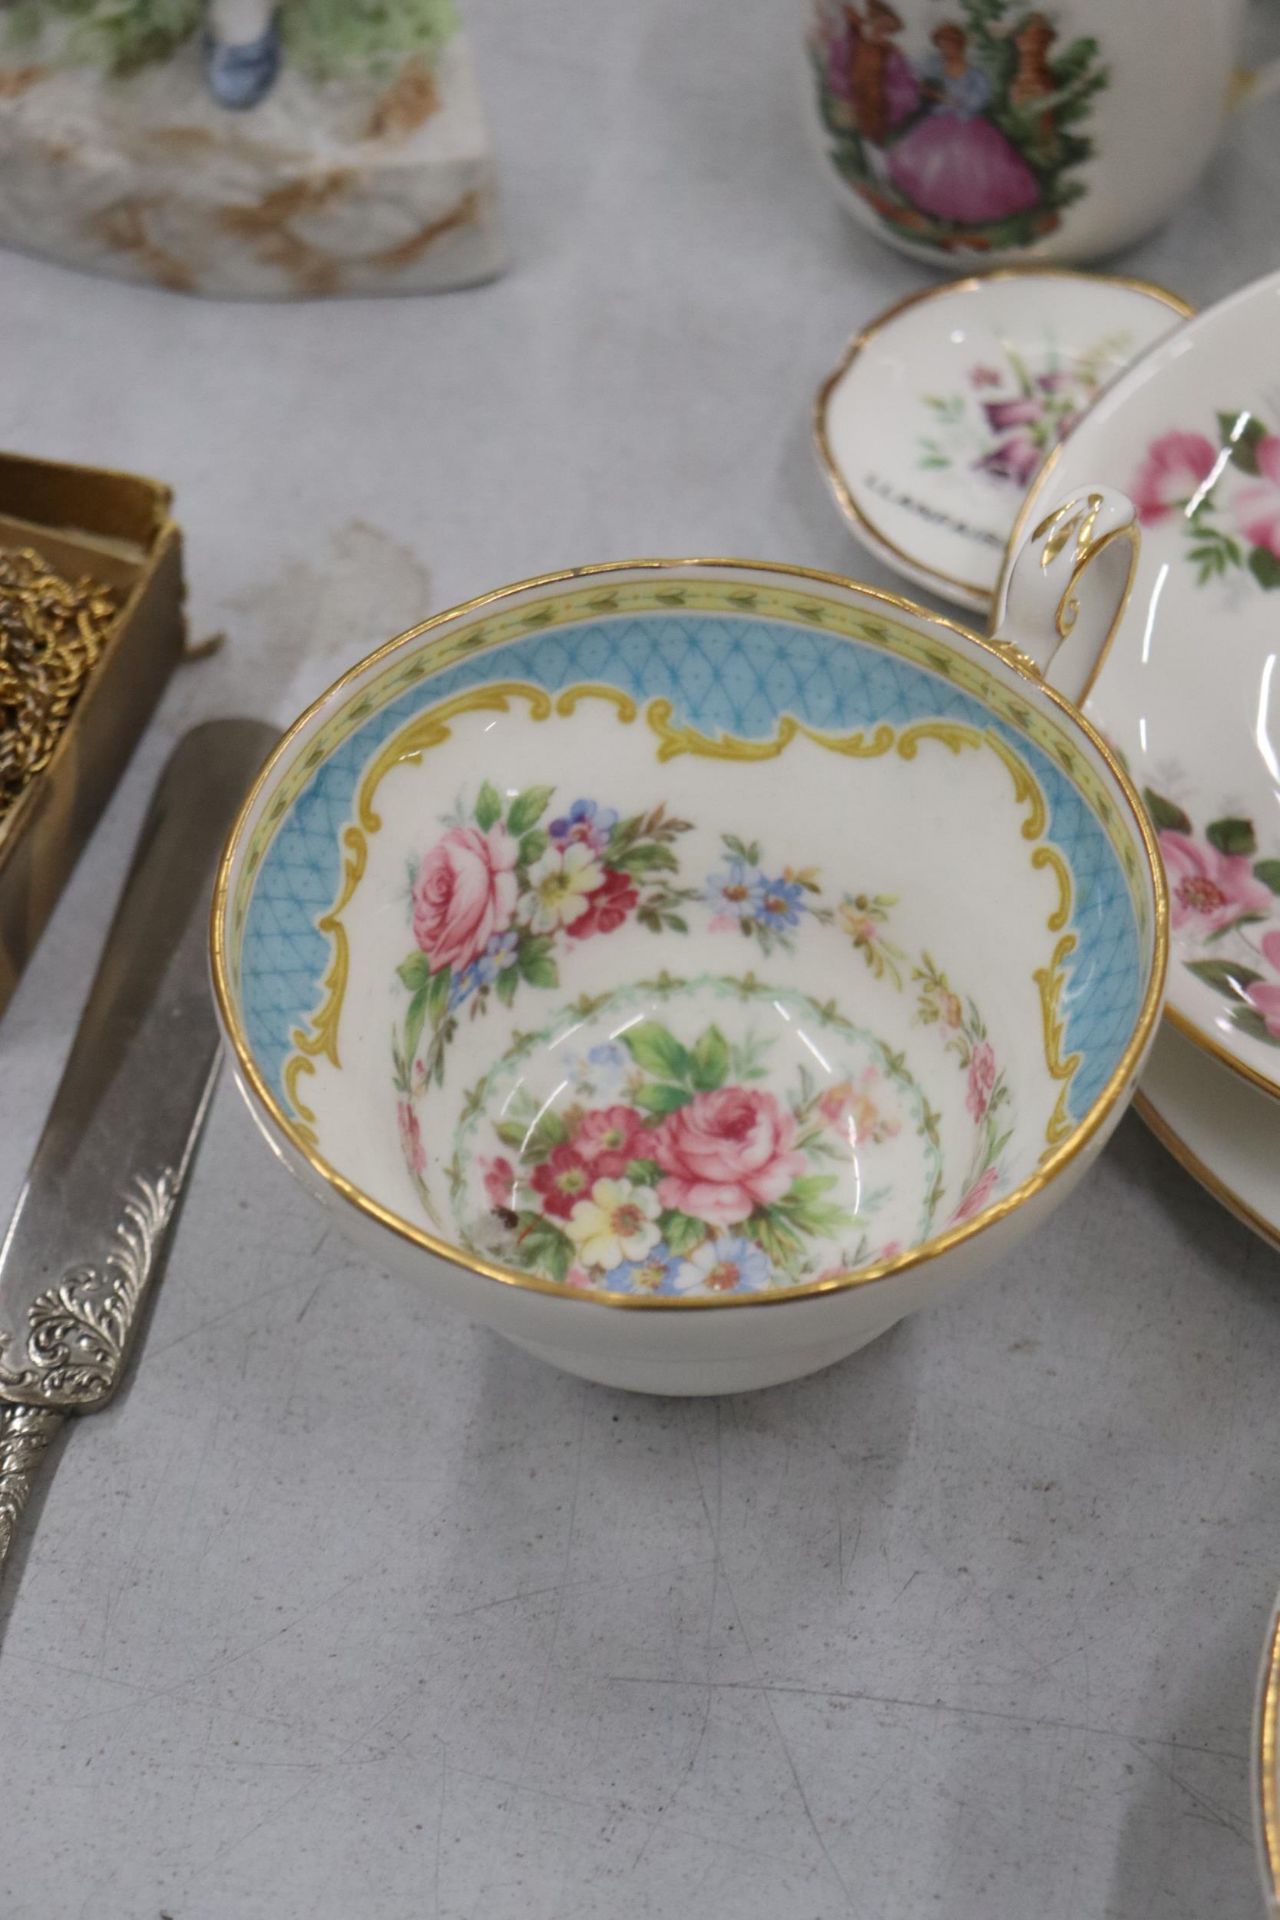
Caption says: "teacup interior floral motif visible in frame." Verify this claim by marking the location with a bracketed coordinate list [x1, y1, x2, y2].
[390, 778, 1016, 1297]
[1145, 785, 1280, 1050]
[391, 781, 919, 1106]
[227, 583, 1157, 1318]
[467, 984, 928, 1295]
[393, 781, 694, 1093]
[919, 333, 1131, 488]
[438, 974, 1007, 1299]
[1131, 412, 1280, 590]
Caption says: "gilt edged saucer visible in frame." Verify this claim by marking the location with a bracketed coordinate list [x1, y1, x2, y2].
[1004, 268, 1280, 1106]
[816, 268, 1191, 612]
[1135, 1022, 1280, 1255]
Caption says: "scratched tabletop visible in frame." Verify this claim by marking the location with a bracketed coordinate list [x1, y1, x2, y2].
[2, 5, 1279, 1916]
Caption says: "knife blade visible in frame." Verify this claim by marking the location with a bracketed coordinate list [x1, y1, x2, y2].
[0, 718, 276, 1573]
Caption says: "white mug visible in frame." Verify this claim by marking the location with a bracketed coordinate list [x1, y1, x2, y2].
[803, 0, 1280, 266]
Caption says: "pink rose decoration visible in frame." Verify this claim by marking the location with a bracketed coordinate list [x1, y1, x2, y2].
[1246, 928, 1280, 1039]
[412, 823, 518, 974]
[574, 1105, 647, 1178]
[1234, 434, 1280, 558]
[965, 1040, 997, 1121]
[1160, 831, 1272, 934]
[482, 1154, 517, 1212]
[652, 1086, 805, 1227]
[1130, 430, 1216, 526]
[949, 1165, 999, 1225]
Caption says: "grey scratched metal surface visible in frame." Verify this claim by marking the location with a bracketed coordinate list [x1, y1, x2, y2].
[0, 722, 277, 1419]
[0, 721, 276, 1589]
[0, 3, 1278, 1914]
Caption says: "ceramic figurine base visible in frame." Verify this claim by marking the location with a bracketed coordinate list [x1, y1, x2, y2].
[0, 32, 502, 299]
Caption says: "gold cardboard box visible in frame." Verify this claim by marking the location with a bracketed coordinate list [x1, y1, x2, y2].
[0, 451, 186, 1016]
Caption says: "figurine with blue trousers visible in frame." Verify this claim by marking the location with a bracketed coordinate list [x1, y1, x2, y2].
[204, 0, 281, 108]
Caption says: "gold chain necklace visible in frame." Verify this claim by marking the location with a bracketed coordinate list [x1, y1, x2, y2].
[0, 548, 118, 825]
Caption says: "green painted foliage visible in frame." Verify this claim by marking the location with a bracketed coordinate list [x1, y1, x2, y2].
[3, 0, 459, 81]
[282, 0, 458, 82]
[7, 0, 203, 75]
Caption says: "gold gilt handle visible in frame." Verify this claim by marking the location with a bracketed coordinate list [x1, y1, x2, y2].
[991, 484, 1139, 708]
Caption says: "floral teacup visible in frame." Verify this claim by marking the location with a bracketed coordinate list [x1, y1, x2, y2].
[213, 535, 1165, 1393]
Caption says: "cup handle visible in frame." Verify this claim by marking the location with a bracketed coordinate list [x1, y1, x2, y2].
[990, 485, 1139, 708]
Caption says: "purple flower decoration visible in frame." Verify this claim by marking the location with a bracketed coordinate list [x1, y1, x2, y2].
[978, 434, 1043, 486]
[1036, 369, 1070, 395]
[983, 396, 1042, 432]
[548, 797, 618, 853]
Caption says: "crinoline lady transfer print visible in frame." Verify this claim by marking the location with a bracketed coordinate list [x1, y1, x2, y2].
[809, 0, 1108, 255]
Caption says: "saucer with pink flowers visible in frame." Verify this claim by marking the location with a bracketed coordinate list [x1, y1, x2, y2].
[1005, 266, 1280, 1110]
[815, 268, 1191, 612]
[1000, 265, 1280, 1255]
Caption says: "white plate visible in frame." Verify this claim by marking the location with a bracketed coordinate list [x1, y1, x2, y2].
[1135, 1021, 1280, 1254]
[815, 269, 1191, 612]
[1006, 267, 1280, 1105]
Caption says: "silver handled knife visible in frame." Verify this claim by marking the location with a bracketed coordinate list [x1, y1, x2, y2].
[0, 718, 276, 1575]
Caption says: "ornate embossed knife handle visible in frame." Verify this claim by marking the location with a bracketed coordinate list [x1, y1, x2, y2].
[0, 719, 278, 1586]
[0, 1169, 177, 1579]
[0, 1405, 64, 1568]
[0, 1169, 178, 1410]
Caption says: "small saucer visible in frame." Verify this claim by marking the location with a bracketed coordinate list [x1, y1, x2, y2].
[815, 269, 1192, 612]
[1135, 1022, 1280, 1255]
